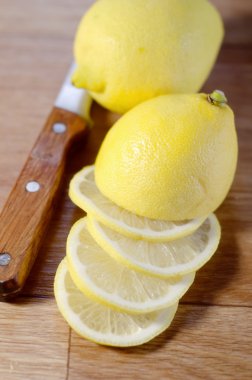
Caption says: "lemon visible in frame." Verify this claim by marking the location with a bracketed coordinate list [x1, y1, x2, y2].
[69, 165, 205, 242]
[95, 93, 238, 221]
[72, 0, 224, 113]
[66, 218, 195, 314]
[54, 258, 178, 347]
[87, 214, 221, 278]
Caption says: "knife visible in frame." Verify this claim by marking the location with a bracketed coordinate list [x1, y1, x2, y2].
[0, 63, 91, 299]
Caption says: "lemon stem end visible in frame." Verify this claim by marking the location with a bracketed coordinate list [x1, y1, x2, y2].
[207, 90, 228, 106]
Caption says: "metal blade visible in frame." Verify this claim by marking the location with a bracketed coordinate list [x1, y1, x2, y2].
[55, 62, 92, 121]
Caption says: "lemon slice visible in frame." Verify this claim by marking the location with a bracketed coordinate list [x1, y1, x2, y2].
[69, 165, 206, 242]
[54, 258, 178, 347]
[87, 214, 221, 278]
[66, 218, 194, 314]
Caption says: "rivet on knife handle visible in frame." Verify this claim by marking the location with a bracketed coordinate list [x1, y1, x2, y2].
[0, 106, 88, 298]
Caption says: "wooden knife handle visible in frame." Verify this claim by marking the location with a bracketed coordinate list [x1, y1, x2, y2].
[0, 107, 87, 298]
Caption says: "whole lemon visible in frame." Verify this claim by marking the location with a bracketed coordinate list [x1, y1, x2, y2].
[73, 0, 224, 114]
[95, 93, 238, 221]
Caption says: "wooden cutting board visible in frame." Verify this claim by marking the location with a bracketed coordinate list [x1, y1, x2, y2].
[0, 1, 251, 379]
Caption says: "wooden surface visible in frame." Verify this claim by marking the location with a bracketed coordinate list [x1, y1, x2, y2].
[0, 0, 251, 379]
[0, 107, 87, 297]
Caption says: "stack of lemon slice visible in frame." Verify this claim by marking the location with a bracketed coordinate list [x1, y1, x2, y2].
[54, 165, 221, 347]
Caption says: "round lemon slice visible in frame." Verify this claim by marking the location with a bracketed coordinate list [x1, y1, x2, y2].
[69, 165, 206, 242]
[66, 218, 195, 314]
[54, 259, 178, 347]
[87, 214, 221, 278]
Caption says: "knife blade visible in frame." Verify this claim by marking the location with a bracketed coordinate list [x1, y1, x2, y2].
[0, 63, 91, 299]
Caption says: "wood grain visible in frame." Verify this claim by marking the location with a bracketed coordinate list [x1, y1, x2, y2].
[211, 0, 252, 46]
[69, 304, 252, 380]
[0, 1, 251, 379]
[0, 107, 87, 297]
[0, 298, 69, 380]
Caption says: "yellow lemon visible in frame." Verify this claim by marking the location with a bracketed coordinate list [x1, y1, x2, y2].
[72, 0, 224, 113]
[95, 92, 238, 221]
[69, 165, 206, 242]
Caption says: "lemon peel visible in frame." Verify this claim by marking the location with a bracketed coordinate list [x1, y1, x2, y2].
[95, 94, 238, 220]
[69, 165, 206, 242]
[73, 0, 224, 113]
